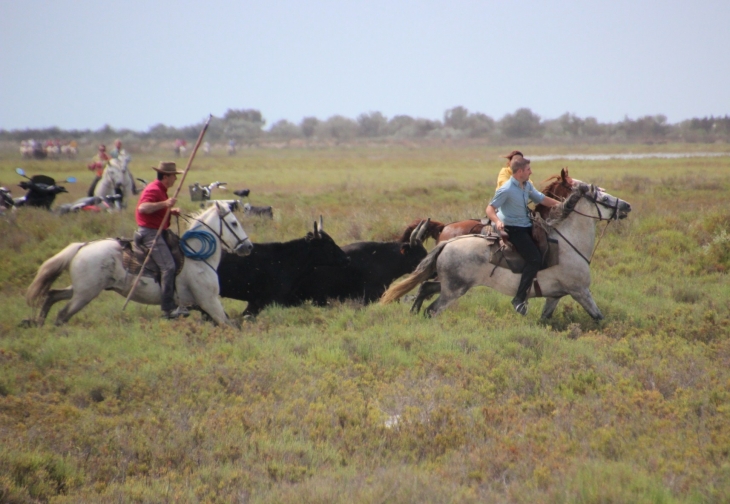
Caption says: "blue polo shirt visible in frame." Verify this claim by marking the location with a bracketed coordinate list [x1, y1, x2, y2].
[489, 176, 545, 227]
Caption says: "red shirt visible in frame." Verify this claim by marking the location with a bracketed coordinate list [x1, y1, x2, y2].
[135, 179, 171, 229]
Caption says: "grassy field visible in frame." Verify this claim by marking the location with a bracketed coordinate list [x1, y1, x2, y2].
[1, 143, 729, 503]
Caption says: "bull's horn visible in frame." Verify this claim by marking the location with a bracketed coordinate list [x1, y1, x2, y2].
[410, 219, 427, 246]
[416, 218, 431, 243]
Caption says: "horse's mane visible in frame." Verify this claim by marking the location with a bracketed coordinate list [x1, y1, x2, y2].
[188, 202, 220, 225]
[540, 176, 563, 195]
[546, 183, 590, 226]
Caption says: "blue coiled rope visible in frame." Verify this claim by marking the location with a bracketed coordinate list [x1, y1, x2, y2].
[180, 229, 217, 260]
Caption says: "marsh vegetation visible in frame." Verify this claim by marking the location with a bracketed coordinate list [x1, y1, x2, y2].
[0, 143, 729, 503]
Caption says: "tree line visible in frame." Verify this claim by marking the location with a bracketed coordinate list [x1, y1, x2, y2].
[2, 107, 729, 145]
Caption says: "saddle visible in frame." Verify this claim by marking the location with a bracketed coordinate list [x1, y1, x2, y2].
[118, 230, 185, 282]
[482, 213, 559, 274]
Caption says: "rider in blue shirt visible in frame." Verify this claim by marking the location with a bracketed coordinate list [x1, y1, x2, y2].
[486, 156, 560, 315]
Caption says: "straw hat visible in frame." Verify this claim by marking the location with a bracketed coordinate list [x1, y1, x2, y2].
[152, 161, 183, 174]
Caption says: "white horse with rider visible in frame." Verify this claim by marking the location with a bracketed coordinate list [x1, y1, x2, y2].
[382, 181, 632, 321]
[25, 201, 253, 327]
[94, 154, 137, 209]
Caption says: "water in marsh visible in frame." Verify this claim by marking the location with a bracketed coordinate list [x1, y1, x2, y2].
[531, 152, 728, 161]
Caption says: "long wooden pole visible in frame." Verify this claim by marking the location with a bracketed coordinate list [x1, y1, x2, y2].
[122, 114, 212, 310]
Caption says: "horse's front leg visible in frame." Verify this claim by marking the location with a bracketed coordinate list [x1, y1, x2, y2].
[196, 297, 234, 326]
[568, 287, 604, 321]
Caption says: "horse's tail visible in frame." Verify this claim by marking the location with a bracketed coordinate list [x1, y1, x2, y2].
[26, 242, 86, 306]
[381, 241, 448, 304]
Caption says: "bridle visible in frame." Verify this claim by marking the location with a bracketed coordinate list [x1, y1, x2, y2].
[570, 188, 621, 222]
[547, 187, 622, 265]
[181, 204, 249, 266]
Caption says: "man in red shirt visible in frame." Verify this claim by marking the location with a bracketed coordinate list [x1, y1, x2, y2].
[135, 161, 186, 319]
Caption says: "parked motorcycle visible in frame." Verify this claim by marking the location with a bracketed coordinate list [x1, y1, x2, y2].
[12, 168, 76, 210]
[189, 181, 227, 202]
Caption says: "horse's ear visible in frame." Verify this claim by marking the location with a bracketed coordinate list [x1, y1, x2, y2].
[318, 215, 324, 233]
[561, 167, 567, 180]
[313, 221, 320, 238]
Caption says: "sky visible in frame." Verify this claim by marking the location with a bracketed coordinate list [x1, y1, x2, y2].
[1, 0, 728, 132]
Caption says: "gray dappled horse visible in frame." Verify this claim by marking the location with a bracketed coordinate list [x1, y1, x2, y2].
[381, 182, 631, 320]
[25, 202, 253, 327]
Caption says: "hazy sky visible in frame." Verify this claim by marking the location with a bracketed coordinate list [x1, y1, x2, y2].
[1, 0, 728, 131]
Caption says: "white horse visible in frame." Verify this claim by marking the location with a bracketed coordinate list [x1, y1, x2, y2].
[26, 201, 253, 327]
[382, 183, 632, 320]
[94, 155, 134, 208]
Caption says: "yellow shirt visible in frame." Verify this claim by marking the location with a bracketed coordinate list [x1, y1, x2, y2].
[496, 167, 512, 190]
[496, 167, 534, 190]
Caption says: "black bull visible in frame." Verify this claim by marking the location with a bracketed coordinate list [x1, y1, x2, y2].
[292, 239, 427, 305]
[217, 226, 349, 317]
[216, 219, 430, 314]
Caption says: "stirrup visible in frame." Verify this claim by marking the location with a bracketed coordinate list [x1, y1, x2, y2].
[512, 299, 528, 316]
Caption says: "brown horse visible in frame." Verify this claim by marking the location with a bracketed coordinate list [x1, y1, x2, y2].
[399, 168, 577, 244]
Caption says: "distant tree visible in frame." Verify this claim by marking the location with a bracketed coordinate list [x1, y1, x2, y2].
[386, 115, 417, 137]
[617, 115, 668, 139]
[269, 119, 301, 140]
[300, 117, 320, 138]
[582, 117, 606, 137]
[318, 115, 358, 141]
[147, 123, 178, 140]
[499, 108, 543, 138]
[357, 112, 388, 137]
[414, 118, 441, 137]
[223, 108, 266, 142]
[558, 113, 585, 136]
[444, 106, 470, 130]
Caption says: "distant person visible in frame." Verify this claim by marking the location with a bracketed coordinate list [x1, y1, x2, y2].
[486, 156, 560, 315]
[110, 139, 138, 194]
[496, 150, 524, 190]
[109, 139, 125, 159]
[87, 144, 110, 196]
[203, 141, 211, 156]
[227, 139, 236, 156]
[135, 161, 187, 320]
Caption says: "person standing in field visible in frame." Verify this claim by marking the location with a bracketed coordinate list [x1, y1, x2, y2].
[486, 156, 560, 315]
[135, 161, 187, 320]
[110, 139, 138, 194]
[496, 150, 524, 190]
[87, 144, 110, 196]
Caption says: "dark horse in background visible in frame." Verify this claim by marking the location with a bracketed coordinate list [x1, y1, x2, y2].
[398, 168, 577, 244]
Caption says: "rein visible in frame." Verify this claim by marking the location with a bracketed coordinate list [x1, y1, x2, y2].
[547, 191, 619, 265]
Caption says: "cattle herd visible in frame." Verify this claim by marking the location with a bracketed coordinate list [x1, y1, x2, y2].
[211, 217, 432, 317]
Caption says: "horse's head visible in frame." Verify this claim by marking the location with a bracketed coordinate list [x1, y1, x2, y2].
[562, 183, 632, 221]
[541, 167, 576, 201]
[203, 201, 253, 256]
[105, 159, 126, 185]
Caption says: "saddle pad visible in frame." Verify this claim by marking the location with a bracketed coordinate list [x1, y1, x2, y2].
[118, 232, 185, 279]
[488, 238, 559, 274]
